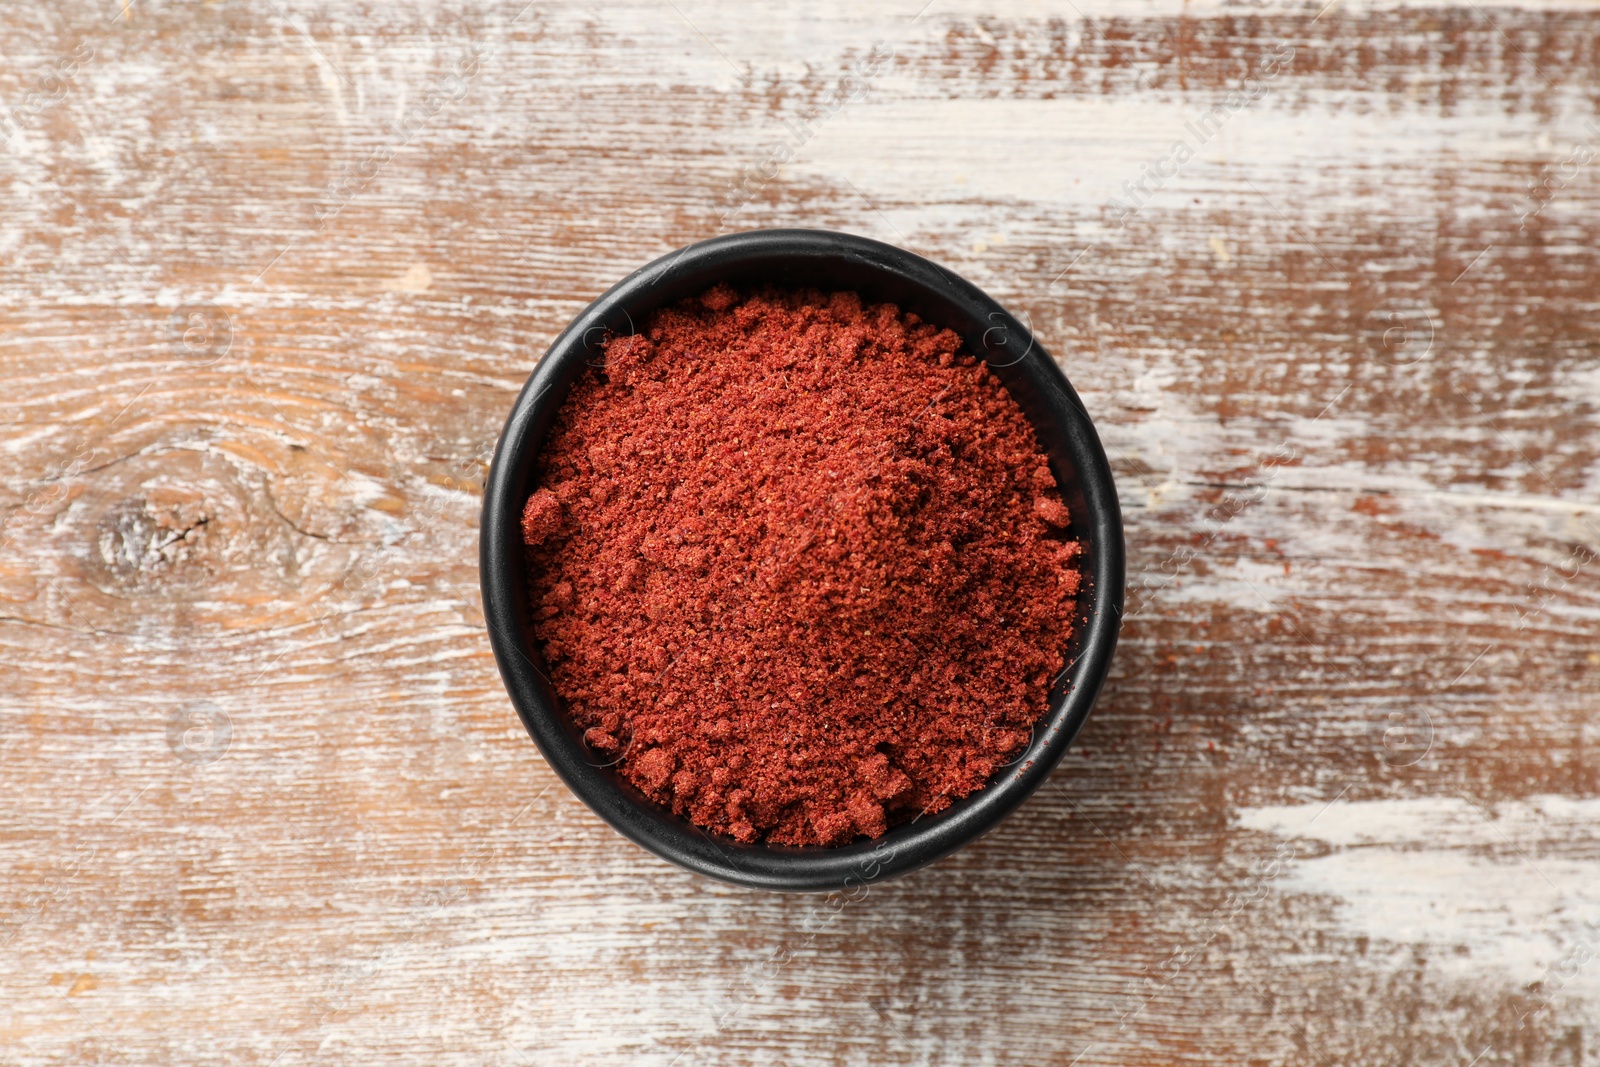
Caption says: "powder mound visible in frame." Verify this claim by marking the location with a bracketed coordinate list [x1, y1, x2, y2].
[523, 285, 1082, 847]
[521, 489, 563, 546]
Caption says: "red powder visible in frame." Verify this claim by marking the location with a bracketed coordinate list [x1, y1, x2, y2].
[522, 284, 1082, 846]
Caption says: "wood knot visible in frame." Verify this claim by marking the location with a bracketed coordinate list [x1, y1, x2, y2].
[66, 445, 331, 619]
[98, 491, 213, 584]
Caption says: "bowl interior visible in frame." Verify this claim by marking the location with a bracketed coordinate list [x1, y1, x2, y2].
[482, 229, 1123, 891]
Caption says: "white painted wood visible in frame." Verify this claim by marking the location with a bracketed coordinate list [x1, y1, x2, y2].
[2, 1, 1597, 1064]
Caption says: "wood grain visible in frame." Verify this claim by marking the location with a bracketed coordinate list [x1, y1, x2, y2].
[3, 1, 1598, 1064]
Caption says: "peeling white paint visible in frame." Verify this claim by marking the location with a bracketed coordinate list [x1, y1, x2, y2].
[1241, 796, 1600, 1020]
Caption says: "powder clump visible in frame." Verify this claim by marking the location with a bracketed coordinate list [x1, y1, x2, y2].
[523, 286, 1082, 846]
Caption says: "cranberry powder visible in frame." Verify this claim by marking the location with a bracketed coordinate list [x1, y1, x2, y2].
[521, 285, 1082, 846]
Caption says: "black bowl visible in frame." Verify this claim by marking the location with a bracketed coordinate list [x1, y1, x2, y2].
[481, 229, 1124, 892]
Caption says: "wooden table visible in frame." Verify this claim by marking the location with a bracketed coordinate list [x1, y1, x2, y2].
[4, 2, 1598, 1063]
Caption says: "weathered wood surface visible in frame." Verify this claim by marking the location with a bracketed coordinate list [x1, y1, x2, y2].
[3, 1, 1599, 1064]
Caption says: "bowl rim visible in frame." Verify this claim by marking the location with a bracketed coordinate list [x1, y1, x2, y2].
[480, 228, 1124, 892]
